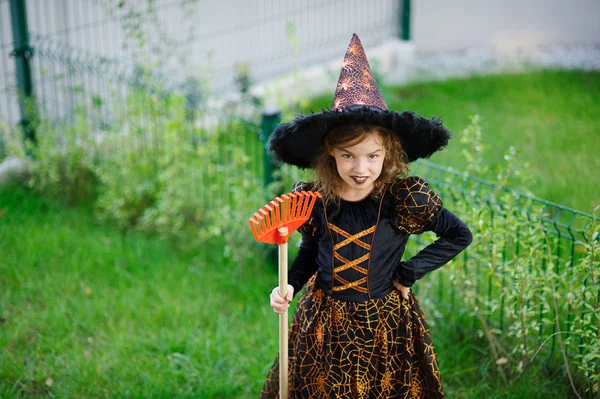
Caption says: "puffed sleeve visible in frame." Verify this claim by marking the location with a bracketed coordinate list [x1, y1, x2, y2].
[287, 181, 320, 296]
[392, 177, 473, 288]
[392, 176, 443, 235]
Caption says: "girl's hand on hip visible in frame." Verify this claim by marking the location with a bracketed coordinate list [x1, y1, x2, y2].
[393, 280, 411, 300]
[270, 285, 294, 314]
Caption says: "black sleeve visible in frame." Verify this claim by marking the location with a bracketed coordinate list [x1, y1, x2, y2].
[288, 230, 319, 296]
[393, 207, 473, 288]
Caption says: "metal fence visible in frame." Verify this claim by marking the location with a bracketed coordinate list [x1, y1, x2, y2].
[0, 0, 404, 139]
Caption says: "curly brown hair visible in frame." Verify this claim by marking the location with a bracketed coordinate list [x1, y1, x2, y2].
[312, 124, 409, 206]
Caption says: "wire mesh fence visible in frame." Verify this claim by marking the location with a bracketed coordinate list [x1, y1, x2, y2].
[408, 159, 598, 370]
[0, 0, 403, 140]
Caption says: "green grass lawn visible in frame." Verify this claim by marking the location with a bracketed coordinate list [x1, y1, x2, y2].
[0, 185, 276, 398]
[305, 70, 600, 213]
[0, 186, 581, 398]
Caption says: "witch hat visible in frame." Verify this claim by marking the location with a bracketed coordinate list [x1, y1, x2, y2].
[269, 33, 451, 169]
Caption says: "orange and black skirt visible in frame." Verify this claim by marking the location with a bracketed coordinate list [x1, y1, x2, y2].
[260, 278, 444, 399]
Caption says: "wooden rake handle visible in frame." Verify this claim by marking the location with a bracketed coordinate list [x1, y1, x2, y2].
[248, 190, 321, 398]
[277, 226, 289, 399]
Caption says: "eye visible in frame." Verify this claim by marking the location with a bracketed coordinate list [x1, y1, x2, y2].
[342, 154, 353, 159]
[369, 154, 379, 159]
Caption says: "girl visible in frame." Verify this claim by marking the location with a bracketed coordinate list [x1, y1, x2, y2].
[261, 34, 473, 399]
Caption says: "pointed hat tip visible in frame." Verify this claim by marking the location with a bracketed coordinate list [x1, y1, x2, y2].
[349, 33, 363, 46]
[332, 32, 388, 111]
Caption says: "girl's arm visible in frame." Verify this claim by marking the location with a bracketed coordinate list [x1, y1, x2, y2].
[287, 231, 319, 296]
[394, 208, 472, 287]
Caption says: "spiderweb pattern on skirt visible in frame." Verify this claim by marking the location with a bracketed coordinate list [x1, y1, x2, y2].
[260, 276, 444, 398]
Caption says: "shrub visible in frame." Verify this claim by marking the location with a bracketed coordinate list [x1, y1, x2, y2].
[6, 87, 267, 269]
[4, 107, 98, 204]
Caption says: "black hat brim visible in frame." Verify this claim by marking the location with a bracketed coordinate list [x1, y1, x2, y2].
[269, 105, 452, 169]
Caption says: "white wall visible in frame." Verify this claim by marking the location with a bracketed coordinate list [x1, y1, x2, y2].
[412, 0, 600, 51]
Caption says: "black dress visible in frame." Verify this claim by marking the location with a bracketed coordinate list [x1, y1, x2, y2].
[260, 176, 473, 399]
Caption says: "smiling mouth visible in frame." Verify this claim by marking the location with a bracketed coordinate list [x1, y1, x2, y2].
[351, 176, 368, 184]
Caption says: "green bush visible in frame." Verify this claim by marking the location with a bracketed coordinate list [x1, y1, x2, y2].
[3, 106, 98, 204]
[92, 91, 189, 232]
[6, 88, 267, 268]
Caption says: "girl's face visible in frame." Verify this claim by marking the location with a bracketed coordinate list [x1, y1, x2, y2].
[330, 133, 386, 199]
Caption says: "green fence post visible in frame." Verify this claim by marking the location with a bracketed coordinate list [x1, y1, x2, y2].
[9, 0, 36, 144]
[260, 108, 282, 269]
[400, 0, 411, 41]
[260, 108, 281, 194]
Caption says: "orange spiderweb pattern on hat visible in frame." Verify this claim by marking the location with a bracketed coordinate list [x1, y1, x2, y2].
[332, 34, 388, 111]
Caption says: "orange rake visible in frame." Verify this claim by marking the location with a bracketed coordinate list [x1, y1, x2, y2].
[249, 190, 321, 398]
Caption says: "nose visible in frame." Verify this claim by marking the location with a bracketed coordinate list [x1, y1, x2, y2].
[353, 159, 367, 173]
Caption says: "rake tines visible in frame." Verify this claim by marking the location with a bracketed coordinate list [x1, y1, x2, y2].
[249, 191, 321, 244]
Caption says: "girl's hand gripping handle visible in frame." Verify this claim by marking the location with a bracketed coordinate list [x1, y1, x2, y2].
[270, 285, 294, 314]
